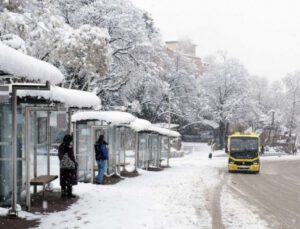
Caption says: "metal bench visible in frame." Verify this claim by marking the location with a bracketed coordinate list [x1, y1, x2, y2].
[30, 175, 58, 199]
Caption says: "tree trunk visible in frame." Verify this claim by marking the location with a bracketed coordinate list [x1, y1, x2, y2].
[219, 121, 225, 149]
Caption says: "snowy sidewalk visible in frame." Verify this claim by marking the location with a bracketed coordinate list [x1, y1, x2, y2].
[35, 143, 222, 229]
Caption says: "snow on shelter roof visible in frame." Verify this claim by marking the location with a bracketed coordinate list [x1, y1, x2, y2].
[130, 118, 152, 132]
[17, 85, 101, 108]
[130, 120, 180, 137]
[71, 111, 136, 125]
[147, 126, 181, 137]
[0, 42, 63, 84]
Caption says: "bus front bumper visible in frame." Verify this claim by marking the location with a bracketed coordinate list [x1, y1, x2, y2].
[228, 164, 260, 173]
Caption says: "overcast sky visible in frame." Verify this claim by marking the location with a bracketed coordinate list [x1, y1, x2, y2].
[131, 0, 300, 81]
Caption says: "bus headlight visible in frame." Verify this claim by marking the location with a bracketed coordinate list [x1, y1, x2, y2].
[252, 160, 259, 165]
[228, 158, 235, 164]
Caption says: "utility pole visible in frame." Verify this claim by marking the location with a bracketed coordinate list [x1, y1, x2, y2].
[268, 111, 275, 146]
[167, 92, 171, 167]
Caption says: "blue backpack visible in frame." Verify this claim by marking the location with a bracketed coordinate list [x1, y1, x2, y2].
[94, 143, 104, 160]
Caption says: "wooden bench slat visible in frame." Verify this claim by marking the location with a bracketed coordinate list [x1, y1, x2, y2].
[30, 175, 58, 185]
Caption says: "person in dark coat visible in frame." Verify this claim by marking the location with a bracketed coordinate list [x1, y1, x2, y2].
[94, 134, 109, 184]
[58, 134, 77, 197]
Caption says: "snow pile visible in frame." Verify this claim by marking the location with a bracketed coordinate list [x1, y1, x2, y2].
[17, 85, 101, 108]
[221, 186, 269, 229]
[130, 119, 181, 137]
[0, 42, 63, 84]
[148, 125, 181, 137]
[130, 118, 152, 131]
[0, 34, 27, 54]
[72, 111, 136, 125]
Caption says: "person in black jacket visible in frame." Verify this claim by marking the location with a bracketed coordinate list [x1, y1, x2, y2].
[58, 134, 77, 197]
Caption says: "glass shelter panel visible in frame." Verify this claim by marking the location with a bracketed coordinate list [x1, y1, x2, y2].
[27, 110, 50, 196]
[107, 128, 116, 175]
[121, 128, 135, 171]
[76, 123, 92, 182]
[36, 111, 49, 177]
[149, 135, 158, 167]
[0, 104, 12, 206]
[17, 105, 26, 205]
[161, 136, 169, 166]
[137, 134, 148, 168]
[50, 112, 67, 176]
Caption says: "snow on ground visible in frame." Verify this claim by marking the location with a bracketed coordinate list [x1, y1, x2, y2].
[38, 143, 220, 229]
[1, 143, 299, 228]
[221, 186, 269, 229]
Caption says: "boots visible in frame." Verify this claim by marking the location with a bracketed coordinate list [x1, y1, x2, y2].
[61, 186, 67, 197]
[67, 186, 76, 198]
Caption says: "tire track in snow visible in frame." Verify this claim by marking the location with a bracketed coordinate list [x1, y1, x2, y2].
[208, 169, 226, 229]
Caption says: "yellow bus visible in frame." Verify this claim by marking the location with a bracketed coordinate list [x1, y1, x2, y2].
[227, 132, 260, 173]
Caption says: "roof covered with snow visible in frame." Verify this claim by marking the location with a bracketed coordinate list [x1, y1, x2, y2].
[130, 118, 152, 132]
[147, 126, 181, 137]
[71, 111, 136, 125]
[131, 120, 180, 137]
[0, 42, 63, 84]
[17, 85, 101, 108]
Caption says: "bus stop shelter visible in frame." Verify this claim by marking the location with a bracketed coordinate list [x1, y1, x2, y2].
[71, 111, 136, 184]
[0, 42, 100, 214]
[131, 121, 181, 170]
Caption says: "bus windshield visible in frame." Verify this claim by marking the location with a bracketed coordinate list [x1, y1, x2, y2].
[230, 137, 258, 159]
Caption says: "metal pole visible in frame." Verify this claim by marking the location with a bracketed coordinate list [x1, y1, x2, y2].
[146, 134, 149, 170]
[73, 122, 77, 160]
[157, 135, 161, 168]
[25, 109, 30, 210]
[68, 108, 73, 135]
[9, 88, 17, 216]
[134, 133, 139, 171]
[167, 93, 171, 167]
[33, 111, 37, 194]
[90, 126, 95, 184]
[47, 111, 51, 176]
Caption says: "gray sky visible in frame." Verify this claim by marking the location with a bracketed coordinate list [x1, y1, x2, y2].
[131, 0, 300, 80]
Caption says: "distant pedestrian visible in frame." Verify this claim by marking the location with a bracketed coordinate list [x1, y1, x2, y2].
[261, 145, 264, 155]
[209, 140, 215, 159]
[94, 135, 109, 184]
[292, 146, 297, 155]
[58, 134, 77, 197]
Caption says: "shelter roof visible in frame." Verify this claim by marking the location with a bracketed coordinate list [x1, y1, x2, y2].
[0, 42, 63, 84]
[71, 111, 136, 125]
[130, 118, 152, 132]
[132, 120, 180, 137]
[16, 85, 101, 108]
[147, 126, 181, 137]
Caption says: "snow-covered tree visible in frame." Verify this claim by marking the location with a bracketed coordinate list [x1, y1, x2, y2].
[200, 53, 250, 148]
[283, 72, 300, 136]
[55, 24, 111, 89]
[0, 0, 112, 88]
